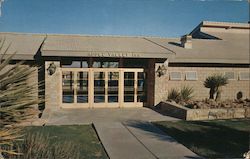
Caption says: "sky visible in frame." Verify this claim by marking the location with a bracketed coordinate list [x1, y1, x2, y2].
[0, 0, 249, 37]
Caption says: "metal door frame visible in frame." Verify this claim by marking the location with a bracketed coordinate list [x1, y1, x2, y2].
[60, 68, 144, 108]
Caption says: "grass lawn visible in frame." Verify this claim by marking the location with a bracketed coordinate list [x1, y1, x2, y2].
[154, 119, 250, 159]
[23, 125, 108, 159]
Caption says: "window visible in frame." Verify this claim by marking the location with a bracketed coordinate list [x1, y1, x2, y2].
[93, 61, 119, 68]
[61, 60, 88, 68]
[224, 72, 235, 80]
[169, 72, 182, 80]
[185, 71, 197, 80]
[239, 72, 250, 80]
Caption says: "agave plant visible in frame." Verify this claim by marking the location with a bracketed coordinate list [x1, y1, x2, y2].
[168, 86, 194, 103]
[0, 39, 43, 156]
[167, 88, 181, 102]
[180, 86, 194, 102]
[204, 74, 228, 101]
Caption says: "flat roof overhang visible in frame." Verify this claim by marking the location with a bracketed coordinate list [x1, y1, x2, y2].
[41, 50, 175, 59]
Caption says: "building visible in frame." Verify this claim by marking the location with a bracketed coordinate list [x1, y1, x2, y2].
[0, 21, 249, 113]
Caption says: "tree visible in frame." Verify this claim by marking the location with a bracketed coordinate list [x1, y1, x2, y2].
[204, 74, 228, 101]
[0, 39, 43, 156]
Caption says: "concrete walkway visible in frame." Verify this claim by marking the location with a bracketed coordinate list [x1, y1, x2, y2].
[41, 108, 202, 159]
[94, 121, 202, 159]
[43, 107, 178, 125]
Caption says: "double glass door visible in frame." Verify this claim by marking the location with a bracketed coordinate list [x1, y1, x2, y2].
[61, 68, 145, 108]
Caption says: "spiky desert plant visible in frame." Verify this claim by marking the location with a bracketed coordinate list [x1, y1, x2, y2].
[6, 132, 80, 159]
[167, 88, 181, 102]
[0, 39, 43, 156]
[204, 74, 228, 101]
[180, 86, 194, 102]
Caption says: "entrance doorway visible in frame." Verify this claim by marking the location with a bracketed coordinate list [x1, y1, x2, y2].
[60, 68, 145, 108]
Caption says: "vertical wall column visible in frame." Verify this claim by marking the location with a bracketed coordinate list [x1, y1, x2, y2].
[45, 61, 61, 113]
[146, 59, 155, 107]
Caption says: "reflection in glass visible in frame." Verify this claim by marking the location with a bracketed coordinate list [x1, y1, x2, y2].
[62, 71, 74, 103]
[124, 72, 134, 102]
[93, 61, 119, 68]
[62, 60, 88, 68]
[108, 72, 119, 102]
[77, 72, 88, 103]
[94, 72, 105, 103]
[137, 72, 146, 102]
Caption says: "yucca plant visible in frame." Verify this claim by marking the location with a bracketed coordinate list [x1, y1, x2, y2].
[0, 39, 44, 156]
[204, 74, 228, 101]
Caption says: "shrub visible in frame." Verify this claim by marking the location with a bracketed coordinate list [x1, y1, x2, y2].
[168, 86, 194, 103]
[236, 91, 243, 100]
[3, 132, 81, 159]
[180, 86, 194, 102]
[0, 39, 44, 155]
[167, 88, 180, 102]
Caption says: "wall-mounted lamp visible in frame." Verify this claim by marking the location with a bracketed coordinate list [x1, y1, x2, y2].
[47, 62, 57, 75]
[156, 60, 168, 77]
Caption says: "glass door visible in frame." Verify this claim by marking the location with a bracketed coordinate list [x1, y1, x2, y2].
[61, 68, 145, 108]
[123, 69, 144, 107]
[61, 69, 89, 108]
[77, 72, 88, 103]
[108, 72, 119, 103]
[124, 72, 135, 102]
[94, 71, 106, 103]
[62, 71, 74, 103]
[137, 72, 146, 103]
[92, 69, 120, 107]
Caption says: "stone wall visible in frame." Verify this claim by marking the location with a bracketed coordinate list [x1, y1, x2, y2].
[44, 61, 61, 114]
[155, 64, 250, 105]
[159, 101, 250, 121]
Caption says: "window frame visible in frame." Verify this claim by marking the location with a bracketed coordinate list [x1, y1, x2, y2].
[239, 72, 250, 80]
[224, 71, 236, 80]
[185, 71, 198, 81]
[169, 71, 182, 81]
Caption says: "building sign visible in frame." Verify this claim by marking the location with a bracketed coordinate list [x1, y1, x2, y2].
[88, 52, 140, 58]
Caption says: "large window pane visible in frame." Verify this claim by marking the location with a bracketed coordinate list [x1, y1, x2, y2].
[137, 72, 146, 102]
[62, 60, 88, 68]
[108, 72, 119, 102]
[94, 72, 105, 103]
[62, 71, 74, 103]
[77, 72, 88, 103]
[124, 72, 134, 102]
[93, 61, 119, 68]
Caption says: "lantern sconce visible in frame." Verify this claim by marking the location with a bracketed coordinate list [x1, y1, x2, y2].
[156, 60, 168, 77]
[47, 62, 57, 75]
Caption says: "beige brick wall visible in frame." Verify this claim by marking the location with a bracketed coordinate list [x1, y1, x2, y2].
[155, 64, 250, 105]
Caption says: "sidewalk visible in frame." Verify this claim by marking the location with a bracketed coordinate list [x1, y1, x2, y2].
[94, 121, 202, 159]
